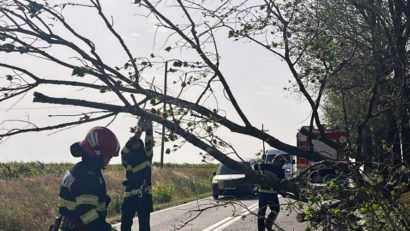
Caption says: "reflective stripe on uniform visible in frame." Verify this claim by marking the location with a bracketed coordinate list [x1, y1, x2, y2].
[259, 188, 277, 194]
[123, 189, 141, 198]
[80, 209, 99, 225]
[76, 194, 99, 206]
[58, 197, 76, 211]
[122, 146, 130, 154]
[123, 187, 152, 198]
[126, 160, 151, 173]
[96, 201, 106, 211]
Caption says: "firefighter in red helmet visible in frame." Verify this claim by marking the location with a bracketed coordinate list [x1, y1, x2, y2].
[52, 127, 119, 231]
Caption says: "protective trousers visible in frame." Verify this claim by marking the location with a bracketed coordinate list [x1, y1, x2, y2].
[121, 193, 152, 231]
[257, 192, 279, 231]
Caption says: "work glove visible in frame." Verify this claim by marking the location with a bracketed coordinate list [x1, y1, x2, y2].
[138, 118, 152, 131]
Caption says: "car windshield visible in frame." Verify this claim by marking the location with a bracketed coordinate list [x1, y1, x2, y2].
[265, 154, 291, 163]
[216, 164, 242, 175]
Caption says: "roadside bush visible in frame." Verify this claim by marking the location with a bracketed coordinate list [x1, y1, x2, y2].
[152, 183, 175, 204]
[0, 162, 71, 179]
[107, 194, 123, 217]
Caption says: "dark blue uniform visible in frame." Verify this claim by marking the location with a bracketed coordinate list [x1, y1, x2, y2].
[58, 160, 112, 231]
[254, 163, 285, 231]
[120, 126, 153, 231]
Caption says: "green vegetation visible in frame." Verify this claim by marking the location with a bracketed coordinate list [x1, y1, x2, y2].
[0, 162, 217, 230]
[0, 162, 72, 179]
[0, 162, 216, 179]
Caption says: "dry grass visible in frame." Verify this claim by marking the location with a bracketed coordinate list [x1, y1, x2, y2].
[152, 166, 213, 198]
[0, 164, 216, 230]
[400, 191, 410, 208]
[0, 176, 60, 231]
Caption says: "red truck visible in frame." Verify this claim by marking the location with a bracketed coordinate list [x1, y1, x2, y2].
[294, 126, 348, 183]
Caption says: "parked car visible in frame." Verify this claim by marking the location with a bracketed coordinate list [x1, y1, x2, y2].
[211, 162, 258, 199]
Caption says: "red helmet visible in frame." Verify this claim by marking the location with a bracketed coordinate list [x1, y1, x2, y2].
[79, 126, 120, 159]
[271, 154, 286, 165]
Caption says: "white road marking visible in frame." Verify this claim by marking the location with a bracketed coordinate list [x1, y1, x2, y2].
[202, 203, 259, 231]
[112, 197, 213, 228]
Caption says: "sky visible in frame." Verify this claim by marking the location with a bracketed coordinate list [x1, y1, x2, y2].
[0, 0, 311, 164]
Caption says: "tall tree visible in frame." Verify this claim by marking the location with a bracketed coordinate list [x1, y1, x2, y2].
[0, 0, 409, 229]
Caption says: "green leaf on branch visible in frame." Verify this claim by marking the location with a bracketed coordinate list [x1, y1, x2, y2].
[228, 30, 235, 38]
[71, 67, 87, 77]
[99, 87, 108, 93]
[18, 46, 30, 54]
[0, 43, 15, 53]
[173, 60, 182, 67]
[359, 207, 368, 214]
[29, 1, 43, 15]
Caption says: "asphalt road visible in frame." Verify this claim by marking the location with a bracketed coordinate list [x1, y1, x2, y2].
[112, 195, 310, 231]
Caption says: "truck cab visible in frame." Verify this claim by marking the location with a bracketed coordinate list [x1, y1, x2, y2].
[295, 126, 348, 184]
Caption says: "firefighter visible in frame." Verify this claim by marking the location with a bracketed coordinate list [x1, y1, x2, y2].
[54, 126, 120, 231]
[255, 154, 286, 231]
[120, 119, 154, 231]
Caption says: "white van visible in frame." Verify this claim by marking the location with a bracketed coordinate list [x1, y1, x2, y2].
[264, 149, 294, 179]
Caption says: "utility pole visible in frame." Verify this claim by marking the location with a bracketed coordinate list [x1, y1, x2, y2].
[261, 124, 270, 162]
[160, 61, 168, 169]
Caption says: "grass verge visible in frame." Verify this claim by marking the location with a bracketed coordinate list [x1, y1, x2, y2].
[0, 162, 217, 230]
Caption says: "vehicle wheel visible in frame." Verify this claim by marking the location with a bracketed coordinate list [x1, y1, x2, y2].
[323, 174, 336, 183]
[308, 171, 320, 183]
[212, 184, 219, 200]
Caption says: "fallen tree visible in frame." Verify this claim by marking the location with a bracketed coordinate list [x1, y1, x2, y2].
[0, 0, 409, 230]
